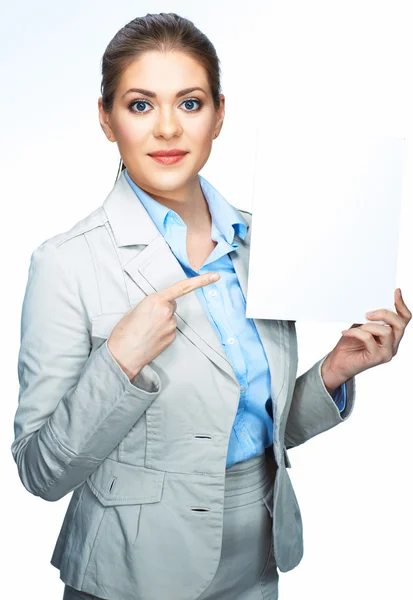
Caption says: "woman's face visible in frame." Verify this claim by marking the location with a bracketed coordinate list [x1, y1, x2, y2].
[98, 50, 225, 199]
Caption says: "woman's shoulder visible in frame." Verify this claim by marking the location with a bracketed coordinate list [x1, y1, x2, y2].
[39, 204, 107, 250]
[28, 204, 111, 281]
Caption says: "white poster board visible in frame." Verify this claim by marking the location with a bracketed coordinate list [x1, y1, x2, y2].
[246, 130, 407, 323]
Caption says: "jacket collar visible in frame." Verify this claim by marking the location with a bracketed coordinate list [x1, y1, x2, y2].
[103, 170, 250, 248]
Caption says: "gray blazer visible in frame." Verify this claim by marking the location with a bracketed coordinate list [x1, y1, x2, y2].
[11, 171, 356, 600]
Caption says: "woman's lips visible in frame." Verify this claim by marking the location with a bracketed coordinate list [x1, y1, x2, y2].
[149, 153, 188, 165]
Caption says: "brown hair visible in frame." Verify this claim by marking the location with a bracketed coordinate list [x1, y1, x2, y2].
[100, 12, 223, 182]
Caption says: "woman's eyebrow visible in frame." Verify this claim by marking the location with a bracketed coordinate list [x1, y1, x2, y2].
[121, 86, 207, 99]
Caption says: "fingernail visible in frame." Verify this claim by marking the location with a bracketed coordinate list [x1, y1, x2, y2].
[366, 311, 376, 317]
[209, 273, 219, 281]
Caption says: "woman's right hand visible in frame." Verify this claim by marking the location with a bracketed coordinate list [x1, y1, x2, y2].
[107, 271, 220, 381]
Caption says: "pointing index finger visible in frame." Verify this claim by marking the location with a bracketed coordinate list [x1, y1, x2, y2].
[158, 272, 220, 302]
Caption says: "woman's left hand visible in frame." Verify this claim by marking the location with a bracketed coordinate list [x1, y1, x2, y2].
[322, 288, 412, 388]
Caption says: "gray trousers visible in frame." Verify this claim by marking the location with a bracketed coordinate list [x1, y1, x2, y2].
[63, 449, 279, 600]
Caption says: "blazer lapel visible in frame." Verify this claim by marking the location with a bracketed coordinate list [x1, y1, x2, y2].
[122, 235, 236, 380]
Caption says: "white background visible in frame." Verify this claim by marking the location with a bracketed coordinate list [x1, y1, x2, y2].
[2, 1, 412, 599]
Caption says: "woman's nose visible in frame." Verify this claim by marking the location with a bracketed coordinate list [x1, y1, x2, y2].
[153, 108, 183, 138]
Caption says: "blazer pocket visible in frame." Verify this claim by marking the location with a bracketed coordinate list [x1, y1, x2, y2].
[86, 457, 165, 506]
[85, 458, 166, 564]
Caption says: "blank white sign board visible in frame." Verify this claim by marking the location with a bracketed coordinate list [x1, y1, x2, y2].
[246, 131, 407, 323]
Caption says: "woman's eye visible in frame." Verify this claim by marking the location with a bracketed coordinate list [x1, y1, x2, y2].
[130, 100, 151, 113]
[181, 99, 202, 112]
[128, 98, 202, 114]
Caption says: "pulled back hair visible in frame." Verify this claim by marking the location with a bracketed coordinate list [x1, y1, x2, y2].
[100, 12, 223, 183]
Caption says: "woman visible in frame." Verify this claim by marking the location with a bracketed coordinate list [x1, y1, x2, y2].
[11, 12, 411, 600]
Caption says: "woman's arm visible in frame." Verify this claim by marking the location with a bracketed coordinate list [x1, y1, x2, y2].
[284, 353, 356, 449]
[11, 241, 161, 502]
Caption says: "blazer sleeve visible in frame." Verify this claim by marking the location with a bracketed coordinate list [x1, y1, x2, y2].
[284, 353, 356, 449]
[11, 242, 162, 502]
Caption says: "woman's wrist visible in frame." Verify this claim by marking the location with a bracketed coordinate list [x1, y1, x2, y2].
[107, 339, 146, 382]
[321, 354, 345, 397]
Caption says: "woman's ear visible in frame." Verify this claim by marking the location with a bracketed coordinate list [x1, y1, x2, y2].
[98, 97, 116, 142]
[213, 94, 225, 139]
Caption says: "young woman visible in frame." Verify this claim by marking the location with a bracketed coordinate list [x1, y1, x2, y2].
[11, 12, 411, 600]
